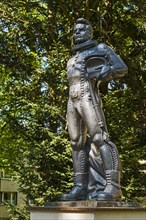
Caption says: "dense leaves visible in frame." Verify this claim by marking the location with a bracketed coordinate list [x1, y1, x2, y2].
[0, 0, 146, 217]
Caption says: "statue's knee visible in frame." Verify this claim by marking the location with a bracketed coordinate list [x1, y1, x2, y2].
[92, 133, 104, 148]
[70, 136, 83, 150]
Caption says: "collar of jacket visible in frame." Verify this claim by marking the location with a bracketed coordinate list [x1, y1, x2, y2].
[72, 40, 97, 54]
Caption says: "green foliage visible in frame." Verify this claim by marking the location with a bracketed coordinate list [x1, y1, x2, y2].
[7, 205, 29, 220]
[0, 0, 73, 206]
[0, 0, 145, 218]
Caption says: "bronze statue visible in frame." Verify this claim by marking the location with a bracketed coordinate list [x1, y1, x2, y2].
[61, 18, 128, 201]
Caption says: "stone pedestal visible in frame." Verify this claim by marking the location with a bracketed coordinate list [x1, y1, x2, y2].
[30, 201, 146, 220]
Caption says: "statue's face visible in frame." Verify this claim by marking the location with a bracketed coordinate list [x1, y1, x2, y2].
[73, 23, 92, 44]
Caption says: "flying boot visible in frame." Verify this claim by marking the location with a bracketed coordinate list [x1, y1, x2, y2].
[95, 141, 122, 201]
[60, 149, 88, 201]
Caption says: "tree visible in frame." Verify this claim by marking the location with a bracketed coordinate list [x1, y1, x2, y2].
[0, 0, 73, 204]
[0, 0, 145, 218]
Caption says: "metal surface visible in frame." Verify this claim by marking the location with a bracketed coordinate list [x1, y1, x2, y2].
[61, 18, 128, 201]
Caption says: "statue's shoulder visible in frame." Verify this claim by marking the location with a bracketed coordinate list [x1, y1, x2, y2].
[85, 43, 109, 58]
[97, 43, 109, 51]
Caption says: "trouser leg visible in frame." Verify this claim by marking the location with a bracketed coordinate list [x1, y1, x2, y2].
[81, 98, 122, 201]
[60, 100, 89, 201]
[96, 141, 122, 200]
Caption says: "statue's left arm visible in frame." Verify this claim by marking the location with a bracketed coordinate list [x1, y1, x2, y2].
[98, 43, 128, 82]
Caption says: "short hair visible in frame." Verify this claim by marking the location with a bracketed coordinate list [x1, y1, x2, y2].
[76, 18, 91, 26]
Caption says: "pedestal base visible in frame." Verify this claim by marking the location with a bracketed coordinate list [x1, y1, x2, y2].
[30, 201, 146, 220]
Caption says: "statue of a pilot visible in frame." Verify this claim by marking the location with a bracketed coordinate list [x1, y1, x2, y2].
[61, 18, 128, 201]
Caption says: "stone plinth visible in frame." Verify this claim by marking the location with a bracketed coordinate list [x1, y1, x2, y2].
[30, 201, 146, 220]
